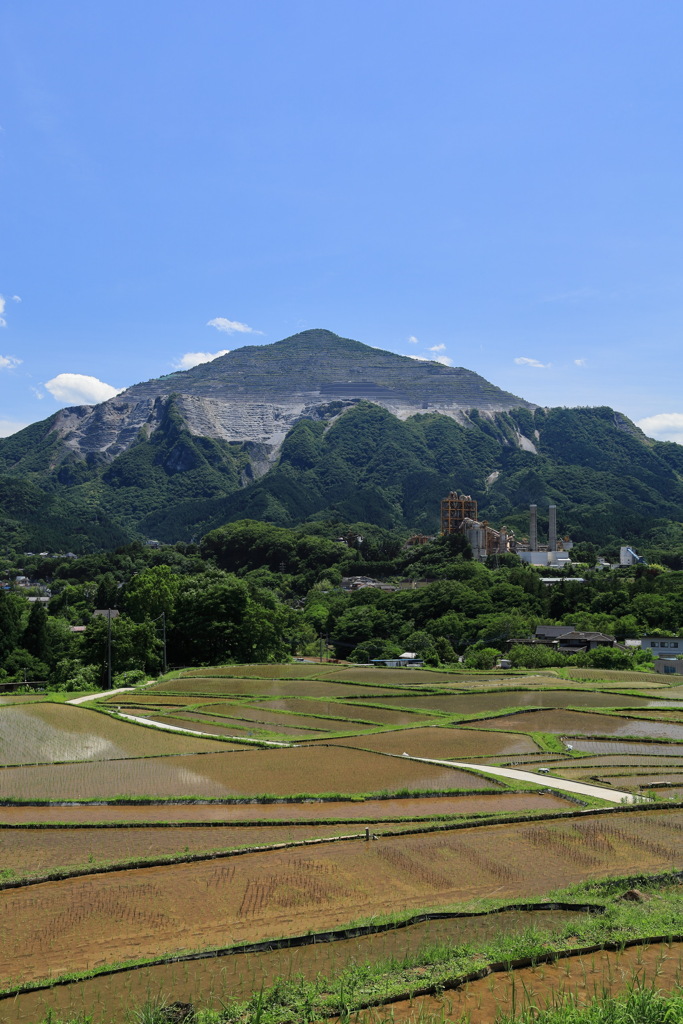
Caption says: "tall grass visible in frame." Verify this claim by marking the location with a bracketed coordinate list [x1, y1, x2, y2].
[494, 981, 683, 1023]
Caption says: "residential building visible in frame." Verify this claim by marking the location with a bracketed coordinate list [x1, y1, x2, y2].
[641, 637, 683, 657]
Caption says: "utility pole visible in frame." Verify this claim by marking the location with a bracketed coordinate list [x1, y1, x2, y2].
[161, 610, 167, 674]
[106, 609, 112, 690]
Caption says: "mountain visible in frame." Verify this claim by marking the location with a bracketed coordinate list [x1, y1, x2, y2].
[23, 329, 534, 468]
[0, 329, 681, 553]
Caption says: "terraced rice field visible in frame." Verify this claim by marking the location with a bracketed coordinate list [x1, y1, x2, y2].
[171, 664, 338, 678]
[363, 690, 662, 713]
[466, 707, 683, 739]
[4, 819, 500, 880]
[131, 711, 336, 739]
[0, 703, 227, 765]
[314, 667, 468, 685]
[313, 727, 540, 758]
[561, 668, 671, 683]
[196, 700, 423, 728]
[248, 698, 434, 727]
[2, 906, 589, 1024]
[153, 677, 398, 698]
[0, 807, 680, 987]
[0, 746, 498, 800]
[512, 753, 683, 769]
[0, 789, 573, 824]
[569, 738, 683, 756]
[4, 663, 683, 1020]
[355, 941, 683, 1023]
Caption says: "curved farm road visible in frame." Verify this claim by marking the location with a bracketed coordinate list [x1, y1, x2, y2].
[398, 754, 639, 804]
[66, 688, 291, 747]
[116, 711, 291, 747]
[66, 686, 139, 704]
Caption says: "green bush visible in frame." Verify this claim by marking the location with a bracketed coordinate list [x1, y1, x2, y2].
[464, 646, 500, 669]
[508, 644, 568, 668]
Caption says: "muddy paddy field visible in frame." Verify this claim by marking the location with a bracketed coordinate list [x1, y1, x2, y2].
[1, 663, 683, 1023]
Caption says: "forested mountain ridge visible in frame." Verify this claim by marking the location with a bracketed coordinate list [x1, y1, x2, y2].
[0, 330, 681, 552]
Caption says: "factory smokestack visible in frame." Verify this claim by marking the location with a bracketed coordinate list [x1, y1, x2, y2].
[529, 505, 538, 550]
[548, 505, 557, 551]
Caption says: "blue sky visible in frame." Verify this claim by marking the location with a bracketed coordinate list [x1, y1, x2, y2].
[2, 1, 683, 440]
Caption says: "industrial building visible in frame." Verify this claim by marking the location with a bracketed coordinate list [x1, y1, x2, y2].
[439, 492, 572, 566]
[514, 504, 572, 567]
[439, 491, 511, 560]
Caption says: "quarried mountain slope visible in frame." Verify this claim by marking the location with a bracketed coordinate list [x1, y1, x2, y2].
[0, 331, 681, 551]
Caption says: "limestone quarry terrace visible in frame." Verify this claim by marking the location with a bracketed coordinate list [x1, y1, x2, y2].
[47, 329, 534, 463]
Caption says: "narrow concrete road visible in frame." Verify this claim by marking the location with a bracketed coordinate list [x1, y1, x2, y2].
[116, 711, 291, 747]
[399, 753, 639, 804]
[66, 686, 137, 704]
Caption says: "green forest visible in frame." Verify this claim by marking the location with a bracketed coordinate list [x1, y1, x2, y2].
[1, 518, 681, 690]
[2, 400, 683, 555]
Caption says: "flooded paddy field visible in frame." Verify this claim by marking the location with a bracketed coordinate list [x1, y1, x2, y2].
[360, 690, 663, 714]
[170, 664, 343, 678]
[152, 677, 401, 698]
[130, 711, 337, 739]
[0, 789, 572, 825]
[0, 808, 680, 987]
[466, 707, 683, 740]
[0, 821, 428, 879]
[0, 746, 498, 801]
[100, 694, 233, 707]
[589, 772, 683, 788]
[4, 664, 683, 1020]
[204, 700, 432, 729]
[0, 906, 591, 1024]
[311, 726, 540, 758]
[509, 753, 683, 769]
[0, 704, 227, 766]
[249, 698, 434, 726]
[569, 738, 683, 756]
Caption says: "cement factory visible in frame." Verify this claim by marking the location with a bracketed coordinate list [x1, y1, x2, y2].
[439, 491, 573, 566]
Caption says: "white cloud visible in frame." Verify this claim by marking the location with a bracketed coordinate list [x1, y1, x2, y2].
[434, 355, 454, 366]
[174, 349, 230, 370]
[0, 418, 29, 437]
[514, 356, 549, 368]
[207, 317, 261, 335]
[407, 335, 419, 344]
[0, 354, 21, 369]
[31, 386, 45, 400]
[407, 354, 429, 361]
[574, 358, 587, 367]
[429, 344, 446, 352]
[44, 373, 123, 405]
[0, 294, 20, 326]
[636, 413, 683, 443]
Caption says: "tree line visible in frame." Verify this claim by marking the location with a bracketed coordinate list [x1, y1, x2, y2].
[1, 519, 679, 689]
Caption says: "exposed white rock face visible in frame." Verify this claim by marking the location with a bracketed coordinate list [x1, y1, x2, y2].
[518, 434, 538, 454]
[48, 330, 536, 472]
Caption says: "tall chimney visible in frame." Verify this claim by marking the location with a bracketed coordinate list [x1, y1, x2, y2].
[529, 504, 538, 551]
[548, 505, 557, 551]
[499, 528, 507, 554]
